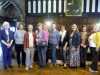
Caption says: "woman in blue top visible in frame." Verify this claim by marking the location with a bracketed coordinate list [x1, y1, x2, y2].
[49, 23, 60, 66]
[14, 24, 26, 67]
[69, 24, 81, 68]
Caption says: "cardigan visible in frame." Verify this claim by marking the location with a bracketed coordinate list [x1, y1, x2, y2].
[36, 30, 49, 46]
[69, 32, 81, 47]
[24, 32, 36, 48]
[0, 29, 14, 45]
[59, 31, 69, 47]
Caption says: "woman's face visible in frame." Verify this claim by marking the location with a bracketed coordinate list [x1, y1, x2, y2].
[61, 26, 65, 31]
[3, 22, 10, 30]
[43, 24, 48, 31]
[52, 24, 56, 30]
[19, 24, 24, 30]
[4, 24, 10, 30]
[28, 25, 33, 32]
[72, 24, 77, 31]
[82, 27, 87, 32]
[38, 24, 42, 31]
[93, 25, 97, 32]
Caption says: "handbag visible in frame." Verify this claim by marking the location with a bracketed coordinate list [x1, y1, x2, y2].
[38, 41, 48, 46]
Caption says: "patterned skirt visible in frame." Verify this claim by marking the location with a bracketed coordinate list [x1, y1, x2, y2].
[69, 46, 80, 67]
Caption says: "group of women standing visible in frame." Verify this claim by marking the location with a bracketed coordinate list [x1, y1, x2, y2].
[0, 21, 100, 72]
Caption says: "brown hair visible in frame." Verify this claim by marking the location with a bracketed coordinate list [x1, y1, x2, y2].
[18, 24, 24, 30]
[81, 25, 87, 32]
[72, 24, 79, 32]
[88, 25, 96, 36]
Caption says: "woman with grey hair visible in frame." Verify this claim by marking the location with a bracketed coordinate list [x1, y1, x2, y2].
[0, 21, 14, 70]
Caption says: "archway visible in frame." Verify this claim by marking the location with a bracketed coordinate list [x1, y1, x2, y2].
[0, 0, 24, 21]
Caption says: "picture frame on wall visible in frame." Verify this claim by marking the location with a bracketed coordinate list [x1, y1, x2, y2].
[65, 0, 83, 16]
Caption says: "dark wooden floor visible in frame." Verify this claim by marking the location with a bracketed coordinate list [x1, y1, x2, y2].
[0, 64, 100, 75]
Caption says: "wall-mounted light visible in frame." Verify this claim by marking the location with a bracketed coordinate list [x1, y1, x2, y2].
[45, 20, 53, 27]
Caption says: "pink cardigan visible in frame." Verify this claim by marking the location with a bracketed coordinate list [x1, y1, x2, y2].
[36, 30, 49, 45]
[43, 30, 49, 43]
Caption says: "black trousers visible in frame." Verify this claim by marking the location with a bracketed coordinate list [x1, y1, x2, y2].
[80, 46, 87, 68]
[15, 44, 26, 66]
[60, 47, 69, 64]
[90, 47, 98, 71]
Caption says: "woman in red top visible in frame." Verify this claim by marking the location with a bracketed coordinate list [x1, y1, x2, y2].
[24, 24, 35, 71]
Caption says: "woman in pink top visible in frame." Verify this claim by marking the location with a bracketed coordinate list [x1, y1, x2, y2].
[36, 23, 49, 68]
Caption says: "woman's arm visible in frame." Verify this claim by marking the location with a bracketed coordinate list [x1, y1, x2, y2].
[63, 33, 69, 50]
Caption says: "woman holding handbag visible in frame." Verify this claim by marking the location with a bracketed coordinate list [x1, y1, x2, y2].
[36, 23, 49, 68]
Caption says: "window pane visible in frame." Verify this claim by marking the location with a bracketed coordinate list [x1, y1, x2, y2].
[43, 0, 46, 13]
[33, 0, 36, 13]
[64, 0, 67, 13]
[98, 0, 100, 12]
[53, 0, 56, 13]
[38, 0, 41, 13]
[48, 0, 51, 13]
[58, 0, 62, 13]
[28, 1, 31, 13]
[86, 0, 90, 12]
[92, 0, 95, 12]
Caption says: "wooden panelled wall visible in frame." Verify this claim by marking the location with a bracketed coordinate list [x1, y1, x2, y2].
[25, 16, 99, 32]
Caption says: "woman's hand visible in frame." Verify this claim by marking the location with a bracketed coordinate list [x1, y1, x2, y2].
[7, 43, 11, 48]
[56, 45, 59, 49]
[63, 46, 67, 51]
[81, 44, 86, 48]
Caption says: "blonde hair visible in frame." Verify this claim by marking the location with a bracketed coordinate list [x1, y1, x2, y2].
[2, 21, 10, 27]
[37, 22, 43, 27]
